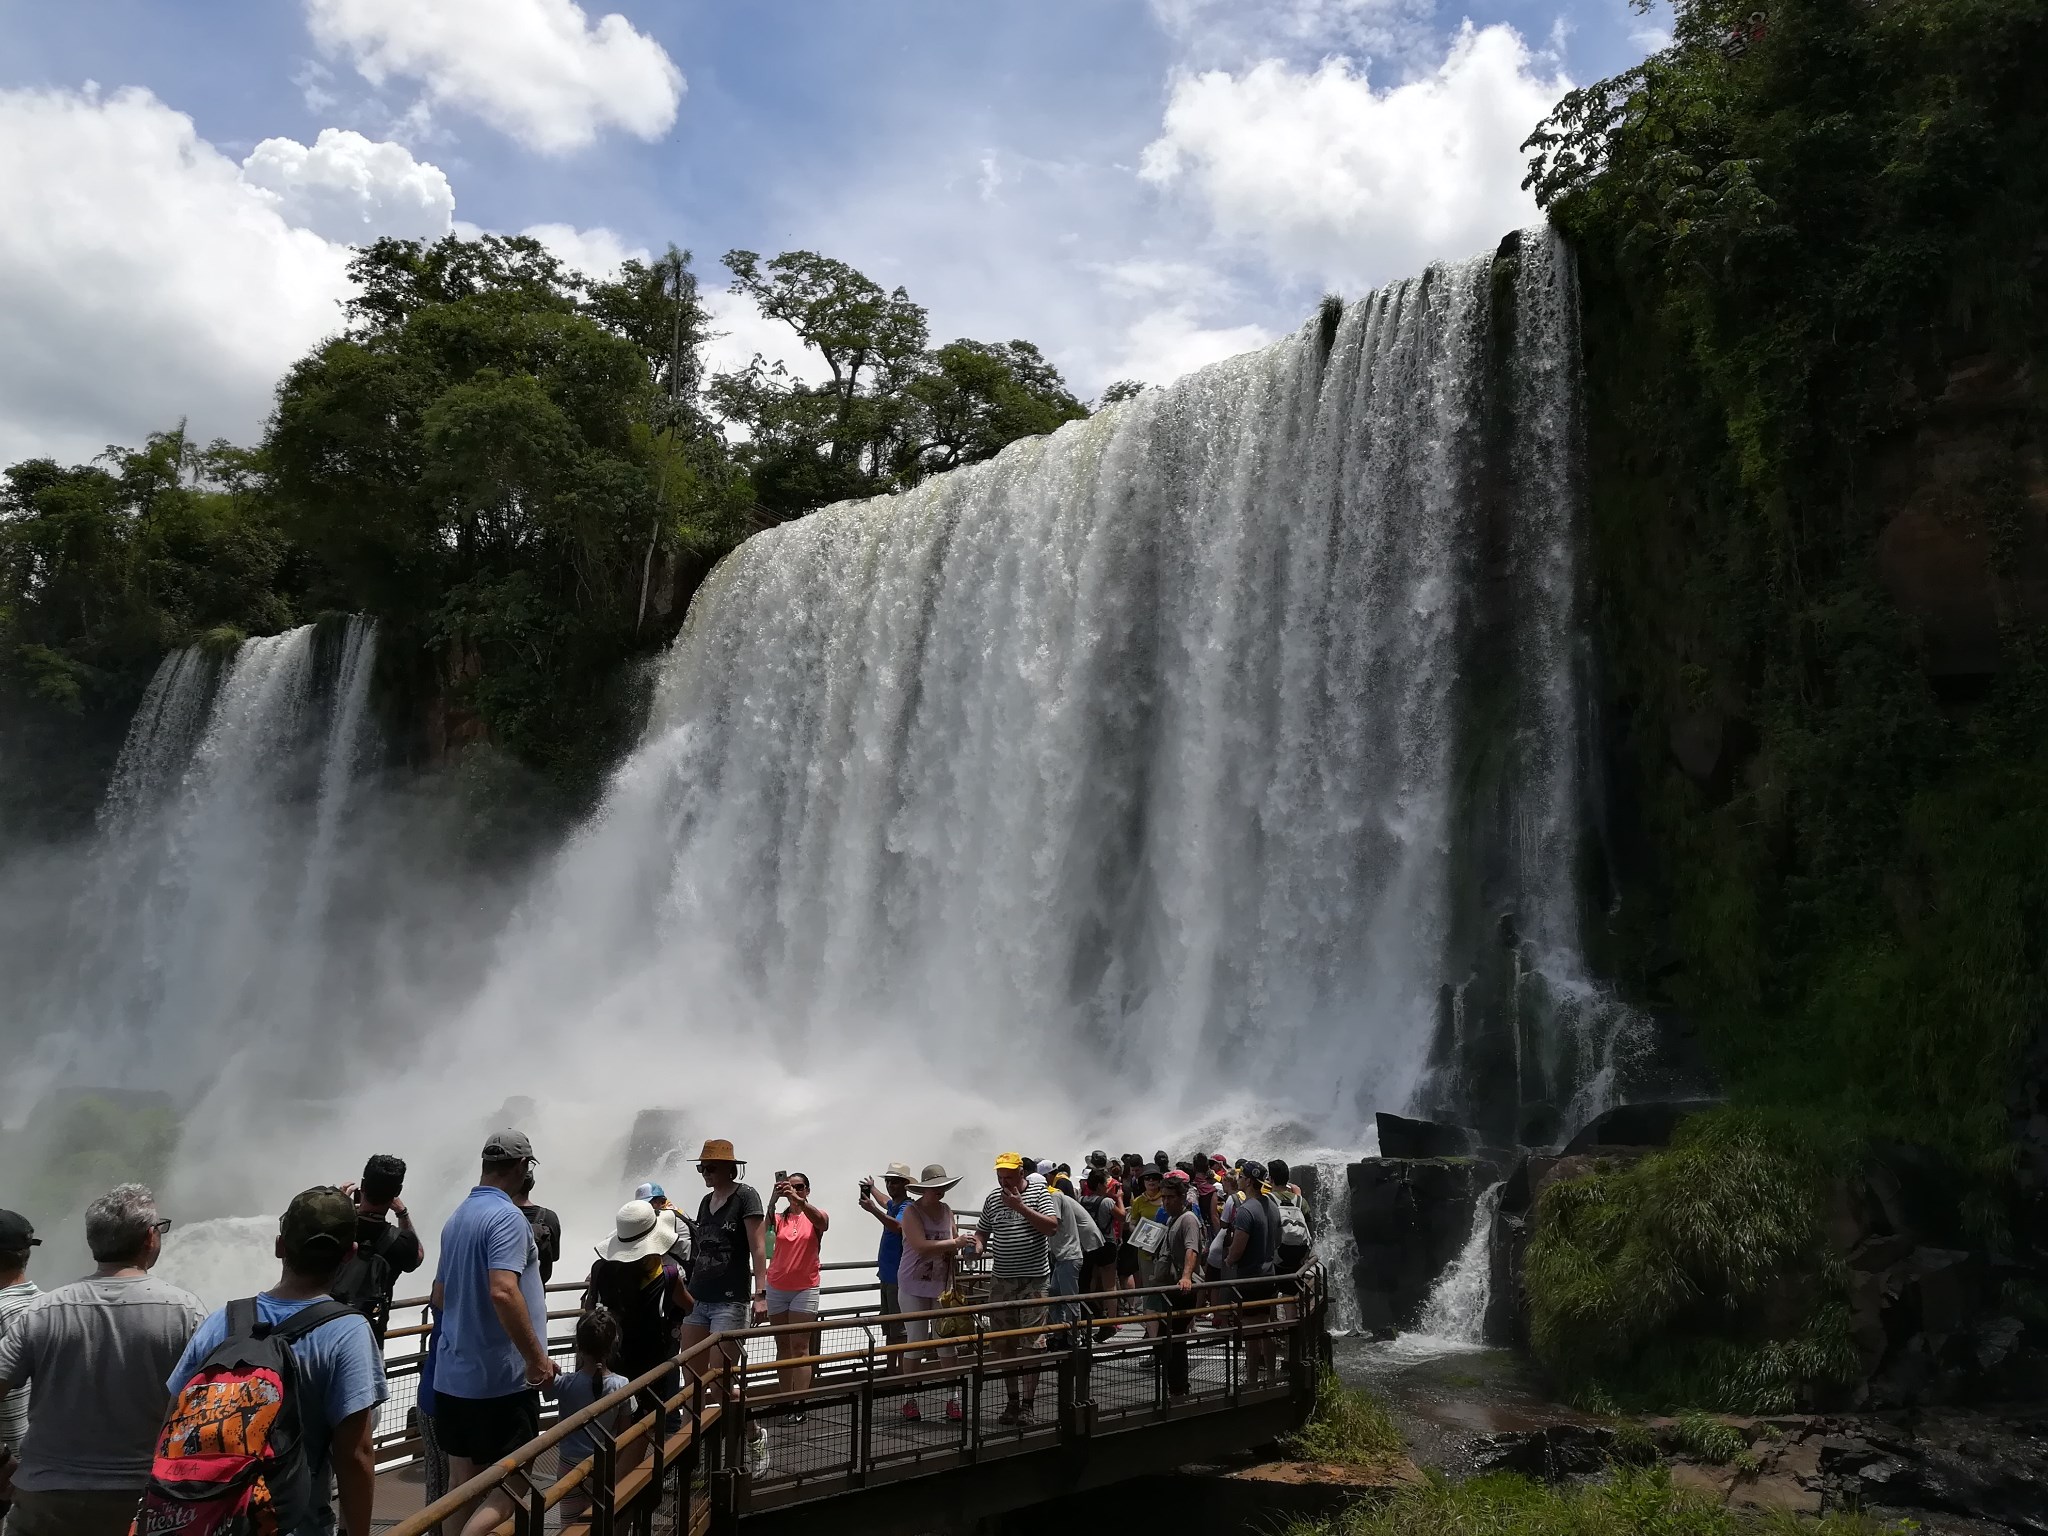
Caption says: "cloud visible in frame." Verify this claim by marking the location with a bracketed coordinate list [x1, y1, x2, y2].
[0, 86, 353, 466]
[701, 289, 831, 387]
[1140, 22, 1570, 291]
[1150, 0, 1436, 69]
[240, 128, 455, 243]
[1103, 308, 1275, 390]
[304, 0, 684, 154]
[520, 222, 647, 279]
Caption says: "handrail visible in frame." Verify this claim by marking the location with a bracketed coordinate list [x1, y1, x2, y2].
[382, 1263, 1325, 1536]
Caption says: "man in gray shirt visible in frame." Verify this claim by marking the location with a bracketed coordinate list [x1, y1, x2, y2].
[0, 1184, 203, 1536]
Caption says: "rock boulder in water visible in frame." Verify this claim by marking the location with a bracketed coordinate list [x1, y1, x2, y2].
[1376, 1112, 1479, 1159]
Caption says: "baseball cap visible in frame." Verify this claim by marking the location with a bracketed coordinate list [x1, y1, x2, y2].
[994, 1151, 1024, 1171]
[1035, 1159, 1056, 1177]
[280, 1187, 357, 1261]
[1241, 1160, 1268, 1183]
[482, 1128, 536, 1163]
[0, 1210, 40, 1250]
[634, 1181, 667, 1202]
[1164, 1169, 1192, 1187]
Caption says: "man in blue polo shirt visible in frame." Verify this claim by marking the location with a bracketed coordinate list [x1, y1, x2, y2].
[432, 1129, 557, 1536]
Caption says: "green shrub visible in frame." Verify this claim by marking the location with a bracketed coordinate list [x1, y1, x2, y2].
[1282, 1466, 1904, 1536]
[1282, 1369, 1405, 1466]
[1672, 1411, 1748, 1465]
[1523, 1111, 1859, 1410]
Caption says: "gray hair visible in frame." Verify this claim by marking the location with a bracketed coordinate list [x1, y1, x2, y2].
[84, 1183, 159, 1263]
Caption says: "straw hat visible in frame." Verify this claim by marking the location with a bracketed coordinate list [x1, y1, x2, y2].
[876, 1161, 915, 1184]
[696, 1138, 743, 1166]
[908, 1163, 961, 1194]
[601, 1200, 679, 1263]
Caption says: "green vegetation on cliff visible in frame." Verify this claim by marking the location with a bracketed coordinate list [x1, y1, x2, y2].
[1527, 0, 2048, 1161]
[0, 237, 1093, 825]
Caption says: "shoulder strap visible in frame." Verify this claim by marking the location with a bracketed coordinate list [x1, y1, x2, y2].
[272, 1299, 358, 1343]
[225, 1296, 260, 1341]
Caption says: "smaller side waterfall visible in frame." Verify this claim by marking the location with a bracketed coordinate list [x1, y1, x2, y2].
[1310, 1160, 1362, 1335]
[1415, 1179, 1503, 1343]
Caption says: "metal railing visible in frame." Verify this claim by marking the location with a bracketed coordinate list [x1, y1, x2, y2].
[384, 1263, 1326, 1536]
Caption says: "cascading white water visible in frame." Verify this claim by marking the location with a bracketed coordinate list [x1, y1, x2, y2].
[1310, 1161, 1364, 1335]
[31, 620, 381, 1101]
[8, 232, 1619, 1296]
[1415, 1178, 1504, 1344]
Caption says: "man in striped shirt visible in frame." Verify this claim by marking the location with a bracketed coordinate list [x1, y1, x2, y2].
[974, 1153, 1058, 1426]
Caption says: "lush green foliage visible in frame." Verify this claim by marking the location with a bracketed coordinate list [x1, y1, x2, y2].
[1524, 1111, 1859, 1411]
[0, 235, 1090, 816]
[1671, 1412, 1750, 1466]
[1528, 0, 2048, 1158]
[1281, 1466, 1899, 1536]
[1283, 1370, 1406, 1465]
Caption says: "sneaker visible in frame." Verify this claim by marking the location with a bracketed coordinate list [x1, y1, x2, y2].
[945, 1399, 964, 1422]
[901, 1400, 922, 1422]
[996, 1403, 1021, 1425]
[1094, 1324, 1116, 1343]
[1014, 1405, 1036, 1428]
[748, 1431, 771, 1477]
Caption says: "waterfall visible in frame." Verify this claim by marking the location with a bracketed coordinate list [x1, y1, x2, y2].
[31, 620, 382, 1103]
[11, 230, 1637, 1242]
[1415, 1179, 1504, 1344]
[1310, 1161, 1363, 1335]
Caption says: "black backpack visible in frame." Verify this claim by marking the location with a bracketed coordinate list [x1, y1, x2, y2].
[328, 1223, 402, 1342]
[132, 1298, 354, 1536]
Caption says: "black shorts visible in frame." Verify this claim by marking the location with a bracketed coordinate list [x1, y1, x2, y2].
[434, 1389, 541, 1462]
[1115, 1242, 1142, 1279]
[879, 1283, 906, 1344]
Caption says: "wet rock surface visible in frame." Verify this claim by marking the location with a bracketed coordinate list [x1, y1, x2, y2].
[1348, 1155, 1508, 1336]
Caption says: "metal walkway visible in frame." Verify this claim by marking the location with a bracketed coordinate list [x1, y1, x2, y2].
[381, 1268, 1328, 1536]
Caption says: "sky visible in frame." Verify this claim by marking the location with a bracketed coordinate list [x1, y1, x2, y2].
[0, 0, 1672, 467]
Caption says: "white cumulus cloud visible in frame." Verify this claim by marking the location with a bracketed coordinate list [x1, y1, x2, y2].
[0, 86, 354, 466]
[304, 0, 684, 154]
[240, 128, 455, 243]
[1140, 22, 1570, 291]
[520, 222, 647, 279]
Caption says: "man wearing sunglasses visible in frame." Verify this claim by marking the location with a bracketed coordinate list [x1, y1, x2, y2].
[0, 1184, 202, 1536]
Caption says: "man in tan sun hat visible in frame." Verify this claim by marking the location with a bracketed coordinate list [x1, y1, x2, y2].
[678, 1139, 770, 1474]
[859, 1161, 917, 1369]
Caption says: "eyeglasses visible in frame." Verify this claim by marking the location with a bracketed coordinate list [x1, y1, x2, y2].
[150, 1219, 173, 1234]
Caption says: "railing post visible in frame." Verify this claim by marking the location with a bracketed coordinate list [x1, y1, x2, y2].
[592, 1418, 618, 1535]
[969, 1315, 986, 1463]
[1231, 1296, 1244, 1408]
[856, 1332, 874, 1489]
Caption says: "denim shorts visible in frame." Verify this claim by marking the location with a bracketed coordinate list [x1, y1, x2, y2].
[765, 1285, 820, 1316]
[683, 1298, 750, 1331]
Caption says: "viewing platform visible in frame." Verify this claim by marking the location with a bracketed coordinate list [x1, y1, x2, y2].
[371, 1264, 1330, 1535]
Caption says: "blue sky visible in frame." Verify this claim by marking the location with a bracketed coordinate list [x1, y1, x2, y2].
[0, 0, 1668, 464]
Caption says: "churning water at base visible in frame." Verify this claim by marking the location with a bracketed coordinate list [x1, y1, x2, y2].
[1415, 1179, 1504, 1345]
[7, 231, 1637, 1290]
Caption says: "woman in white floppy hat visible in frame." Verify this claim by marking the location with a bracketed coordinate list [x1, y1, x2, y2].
[894, 1164, 975, 1423]
[582, 1199, 694, 1457]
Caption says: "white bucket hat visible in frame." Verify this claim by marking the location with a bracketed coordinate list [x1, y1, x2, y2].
[601, 1199, 678, 1262]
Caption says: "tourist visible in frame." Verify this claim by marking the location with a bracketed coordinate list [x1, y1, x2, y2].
[333, 1153, 423, 1342]
[1119, 1166, 1165, 1333]
[431, 1130, 557, 1536]
[896, 1164, 973, 1423]
[0, 1209, 40, 1526]
[678, 1140, 767, 1474]
[1268, 1159, 1314, 1288]
[515, 1169, 563, 1285]
[1153, 1150, 1171, 1179]
[973, 1152, 1058, 1426]
[858, 1162, 914, 1373]
[162, 1187, 386, 1536]
[1079, 1168, 1123, 1341]
[764, 1172, 829, 1416]
[1149, 1171, 1207, 1396]
[634, 1182, 693, 1267]
[583, 1201, 690, 1459]
[547, 1309, 631, 1528]
[1045, 1179, 1105, 1346]
[1224, 1161, 1281, 1384]
[0, 1184, 203, 1536]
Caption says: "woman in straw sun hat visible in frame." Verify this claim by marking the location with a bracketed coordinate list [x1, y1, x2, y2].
[679, 1139, 770, 1474]
[894, 1164, 975, 1423]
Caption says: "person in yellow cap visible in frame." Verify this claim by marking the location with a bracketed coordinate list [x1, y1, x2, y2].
[973, 1153, 1058, 1426]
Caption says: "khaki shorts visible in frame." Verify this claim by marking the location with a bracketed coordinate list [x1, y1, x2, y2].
[988, 1274, 1048, 1330]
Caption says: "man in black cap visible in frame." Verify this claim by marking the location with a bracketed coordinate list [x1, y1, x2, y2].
[432, 1129, 556, 1536]
[164, 1188, 387, 1536]
[0, 1208, 40, 1519]
[333, 1153, 423, 1342]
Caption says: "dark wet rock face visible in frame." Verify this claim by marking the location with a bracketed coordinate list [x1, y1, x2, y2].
[1348, 1153, 1508, 1336]
[1558, 1098, 1720, 1154]
[1376, 1112, 1481, 1159]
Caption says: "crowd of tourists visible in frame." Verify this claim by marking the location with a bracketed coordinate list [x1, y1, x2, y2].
[0, 1136, 1313, 1536]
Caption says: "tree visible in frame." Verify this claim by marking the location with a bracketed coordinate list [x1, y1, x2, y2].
[899, 339, 1087, 482]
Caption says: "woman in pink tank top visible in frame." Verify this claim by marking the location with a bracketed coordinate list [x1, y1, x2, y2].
[894, 1164, 974, 1422]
